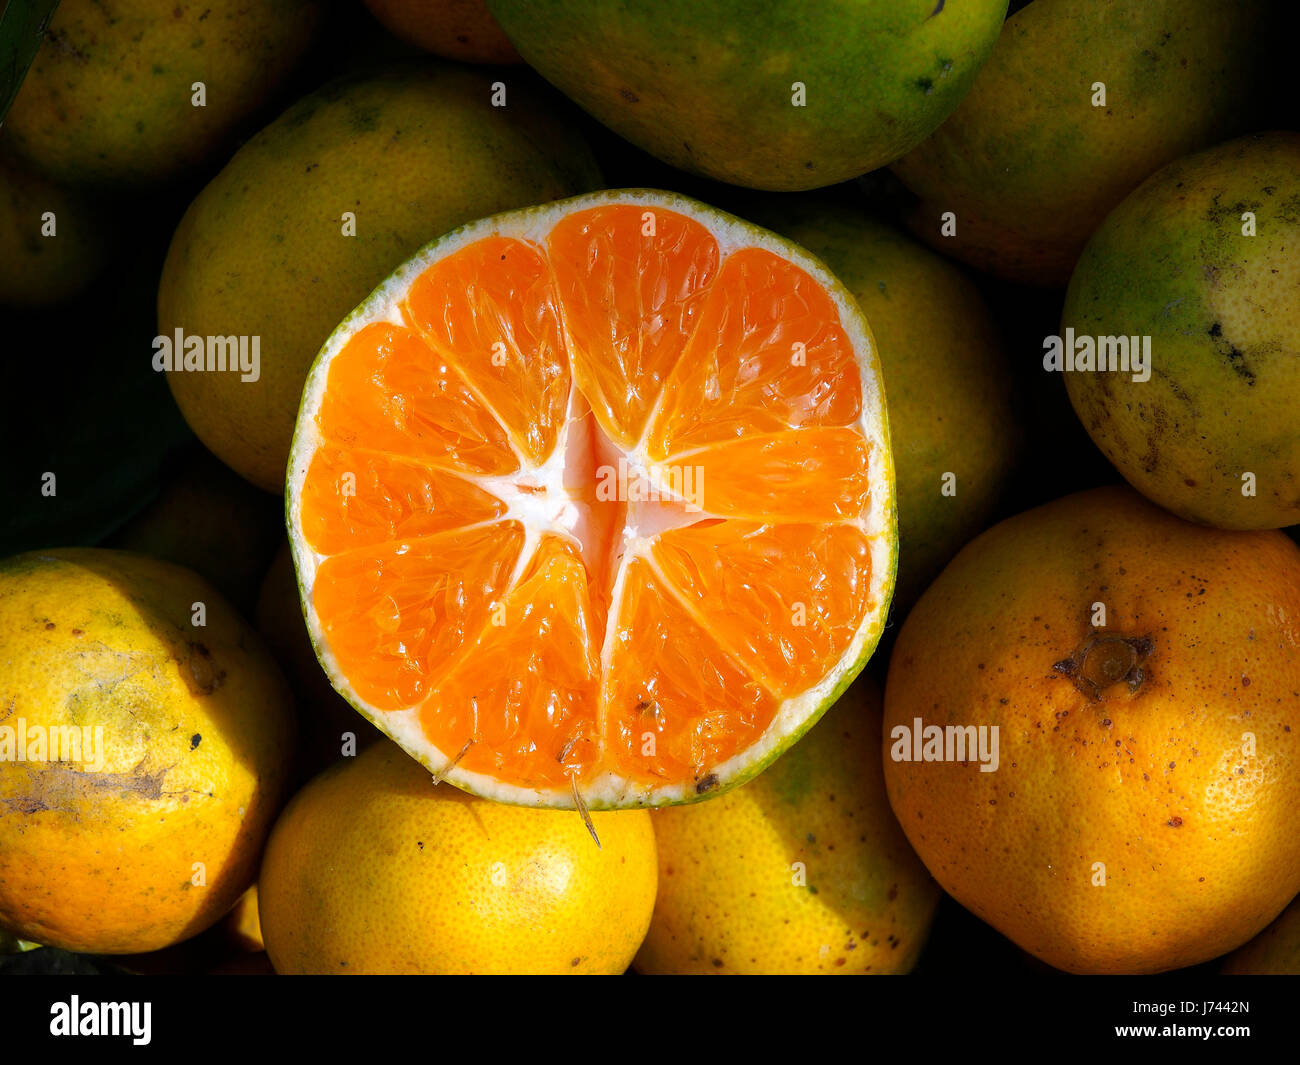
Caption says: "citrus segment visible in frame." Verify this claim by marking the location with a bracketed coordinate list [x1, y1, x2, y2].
[317, 322, 519, 476]
[650, 522, 873, 698]
[547, 204, 721, 446]
[402, 236, 570, 467]
[300, 445, 507, 555]
[288, 191, 896, 806]
[310, 523, 525, 710]
[677, 428, 872, 522]
[420, 535, 603, 787]
[644, 247, 862, 458]
[602, 557, 779, 786]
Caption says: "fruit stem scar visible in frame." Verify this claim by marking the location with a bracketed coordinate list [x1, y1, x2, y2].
[1053, 631, 1154, 700]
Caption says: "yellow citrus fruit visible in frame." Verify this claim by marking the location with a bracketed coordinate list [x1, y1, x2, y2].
[1222, 895, 1300, 975]
[751, 197, 1017, 609]
[362, 0, 520, 63]
[6, 0, 321, 186]
[158, 63, 601, 492]
[284, 190, 896, 807]
[258, 740, 657, 973]
[891, 0, 1279, 285]
[635, 678, 938, 974]
[1062, 132, 1300, 529]
[883, 486, 1300, 973]
[0, 152, 110, 307]
[0, 549, 295, 954]
[107, 447, 283, 613]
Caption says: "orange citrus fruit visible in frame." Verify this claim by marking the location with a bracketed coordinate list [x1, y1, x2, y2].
[258, 740, 657, 974]
[635, 678, 938, 974]
[285, 190, 896, 808]
[747, 197, 1018, 610]
[0, 549, 295, 954]
[882, 486, 1300, 973]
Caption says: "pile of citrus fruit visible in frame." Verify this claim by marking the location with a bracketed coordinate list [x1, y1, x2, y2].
[1, 0, 1296, 978]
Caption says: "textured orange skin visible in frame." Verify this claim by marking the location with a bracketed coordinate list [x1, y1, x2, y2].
[0, 550, 295, 954]
[883, 486, 1300, 974]
[259, 741, 657, 974]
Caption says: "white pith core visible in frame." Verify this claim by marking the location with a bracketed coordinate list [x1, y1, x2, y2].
[286, 190, 896, 808]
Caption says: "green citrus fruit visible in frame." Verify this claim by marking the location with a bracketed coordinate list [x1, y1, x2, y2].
[486, 0, 1009, 191]
[890, 0, 1279, 285]
[1062, 132, 1300, 529]
[5, 0, 321, 187]
[0, 152, 110, 306]
[362, 0, 520, 63]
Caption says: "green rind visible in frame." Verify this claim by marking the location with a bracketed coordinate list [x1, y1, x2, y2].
[486, 0, 1008, 191]
[889, 0, 1282, 285]
[286, 188, 897, 809]
[1061, 132, 1300, 530]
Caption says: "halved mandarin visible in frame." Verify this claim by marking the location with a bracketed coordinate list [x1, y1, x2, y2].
[287, 190, 896, 807]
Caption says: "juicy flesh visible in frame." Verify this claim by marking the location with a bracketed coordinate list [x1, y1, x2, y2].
[300, 204, 876, 791]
